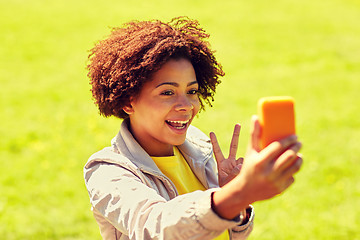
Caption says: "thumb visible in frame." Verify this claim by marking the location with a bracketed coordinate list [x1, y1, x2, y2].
[247, 115, 262, 153]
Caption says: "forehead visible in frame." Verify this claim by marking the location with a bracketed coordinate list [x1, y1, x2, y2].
[148, 58, 197, 85]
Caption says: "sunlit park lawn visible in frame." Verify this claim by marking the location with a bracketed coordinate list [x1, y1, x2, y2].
[1, 0, 359, 239]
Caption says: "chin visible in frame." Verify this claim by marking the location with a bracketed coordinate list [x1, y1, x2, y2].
[170, 136, 187, 146]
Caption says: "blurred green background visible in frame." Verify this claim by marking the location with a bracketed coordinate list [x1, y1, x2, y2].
[1, 0, 359, 239]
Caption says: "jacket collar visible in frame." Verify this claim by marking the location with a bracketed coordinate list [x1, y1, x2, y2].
[112, 118, 213, 187]
[112, 118, 162, 176]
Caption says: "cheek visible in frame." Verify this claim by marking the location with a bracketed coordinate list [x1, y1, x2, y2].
[193, 99, 201, 114]
[137, 98, 168, 114]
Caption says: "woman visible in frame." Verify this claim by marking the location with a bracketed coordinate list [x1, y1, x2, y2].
[84, 17, 302, 240]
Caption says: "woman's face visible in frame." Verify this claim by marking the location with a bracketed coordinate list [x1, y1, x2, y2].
[126, 58, 200, 156]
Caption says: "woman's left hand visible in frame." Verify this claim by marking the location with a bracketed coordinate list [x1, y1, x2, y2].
[210, 124, 244, 187]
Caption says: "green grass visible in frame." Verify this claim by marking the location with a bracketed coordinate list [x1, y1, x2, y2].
[1, 0, 359, 239]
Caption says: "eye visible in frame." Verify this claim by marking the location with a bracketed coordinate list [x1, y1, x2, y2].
[160, 90, 174, 96]
[188, 89, 199, 95]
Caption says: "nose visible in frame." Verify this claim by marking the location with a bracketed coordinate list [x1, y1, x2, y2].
[174, 95, 194, 112]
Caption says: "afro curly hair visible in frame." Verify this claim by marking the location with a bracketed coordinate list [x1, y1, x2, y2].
[87, 16, 224, 119]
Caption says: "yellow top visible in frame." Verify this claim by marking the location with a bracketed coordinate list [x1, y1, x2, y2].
[152, 147, 229, 240]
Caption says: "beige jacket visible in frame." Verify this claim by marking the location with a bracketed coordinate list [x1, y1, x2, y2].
[84, 119, 254, 239]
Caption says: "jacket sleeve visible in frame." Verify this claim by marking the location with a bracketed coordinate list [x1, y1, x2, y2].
[229, 206, 254, 239]
[84, 162, 246, 240]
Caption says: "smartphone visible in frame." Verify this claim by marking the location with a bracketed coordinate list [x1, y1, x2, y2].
[258, 96, 296, 149]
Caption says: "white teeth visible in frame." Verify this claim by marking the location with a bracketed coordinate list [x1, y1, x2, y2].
[167, 120, 188, 124]
[166, 120, 189, 129]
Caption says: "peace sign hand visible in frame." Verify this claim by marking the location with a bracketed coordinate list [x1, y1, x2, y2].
[210, 124, 244, 187]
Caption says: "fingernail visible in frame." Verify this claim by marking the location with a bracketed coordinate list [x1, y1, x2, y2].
[290, 135, 298, 141]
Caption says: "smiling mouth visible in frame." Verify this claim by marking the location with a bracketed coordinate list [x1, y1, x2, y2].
[165, 120, 189, 130]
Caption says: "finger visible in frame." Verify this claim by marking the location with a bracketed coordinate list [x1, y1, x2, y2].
[280, 156, 303, 181]
[281, 176, 295, 192]
[259, 135, 298, 165]
[230, 164, 242, 176]
[273, 142, 302, 173]
[229, 124, 241, 159]
[247, 115, 261, 153]
[235, 157, 244, 165]
[210, 132, 225, 163]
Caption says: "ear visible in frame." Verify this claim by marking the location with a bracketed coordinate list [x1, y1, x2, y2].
[123, 104, 134, 115]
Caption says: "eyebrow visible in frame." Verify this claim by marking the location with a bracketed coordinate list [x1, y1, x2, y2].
[155, 81, 198, 88]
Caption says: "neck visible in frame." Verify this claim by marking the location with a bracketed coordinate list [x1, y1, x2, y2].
[145, 144, 174, 157]
[127, 122, 174, 157]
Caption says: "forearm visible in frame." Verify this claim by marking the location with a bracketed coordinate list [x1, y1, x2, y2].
[211, 188, 254, 240]
[212, 178, 251, 220]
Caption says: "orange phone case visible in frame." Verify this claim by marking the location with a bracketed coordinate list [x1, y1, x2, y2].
[258, 96, 296, 149]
